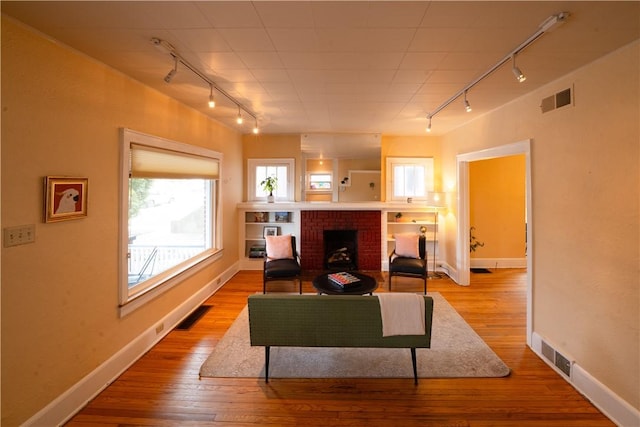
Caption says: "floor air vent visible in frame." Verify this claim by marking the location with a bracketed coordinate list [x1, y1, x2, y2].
[539, 337, 572, 378]
[176, 305, 211, 330]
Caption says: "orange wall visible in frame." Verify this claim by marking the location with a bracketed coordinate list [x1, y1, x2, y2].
[469, 155, 526, 259]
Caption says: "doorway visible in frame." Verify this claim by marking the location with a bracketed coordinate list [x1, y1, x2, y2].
[456, 140, 533, 345]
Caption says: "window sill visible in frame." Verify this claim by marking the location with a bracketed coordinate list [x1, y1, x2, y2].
[119, 249, 223, 317]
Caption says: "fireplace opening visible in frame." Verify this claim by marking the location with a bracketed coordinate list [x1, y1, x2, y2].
[324, 229, 357, 271]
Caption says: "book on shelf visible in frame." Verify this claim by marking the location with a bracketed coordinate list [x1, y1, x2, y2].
[327, 272, 361, 287]
[249, 244, 266, 258]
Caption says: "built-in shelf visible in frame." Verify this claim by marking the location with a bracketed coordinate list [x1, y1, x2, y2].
[239, 207, 299, 269]
[237, 202, 443, 271]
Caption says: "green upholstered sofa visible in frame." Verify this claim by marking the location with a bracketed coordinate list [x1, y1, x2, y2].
[247, 294, 434, 383]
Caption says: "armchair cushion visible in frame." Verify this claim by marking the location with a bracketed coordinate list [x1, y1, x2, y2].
[265, 234, 293, 260]
[394, 233, 420, 258]
[389, 257, 426, 275]
[264, 258, 301, 278]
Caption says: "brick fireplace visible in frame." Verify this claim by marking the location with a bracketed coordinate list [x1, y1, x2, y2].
[300, 210, 381, 270]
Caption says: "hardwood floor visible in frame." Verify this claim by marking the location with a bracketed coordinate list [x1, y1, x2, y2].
[67, 269, 613, 426]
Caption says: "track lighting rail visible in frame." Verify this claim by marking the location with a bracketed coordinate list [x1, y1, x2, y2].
[151, 37, 257, 124]
[426, 12, 568, 129]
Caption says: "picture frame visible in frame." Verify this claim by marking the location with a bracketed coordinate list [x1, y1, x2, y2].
[253, 212, 269, 222]
[275, 211, 290, 223]
[263, 226, 278, 238]
[44, 176, 88, 223]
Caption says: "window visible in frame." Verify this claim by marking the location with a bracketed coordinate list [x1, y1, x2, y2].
[120, 129, 222, 309]
[248, 158, 294, 201]
[308, 173, 332, 190]
[386, 157, 434, 201]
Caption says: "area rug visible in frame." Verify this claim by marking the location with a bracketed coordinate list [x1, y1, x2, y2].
[199, 292, 510, 379]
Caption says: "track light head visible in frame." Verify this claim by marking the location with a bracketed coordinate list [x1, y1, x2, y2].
[426, 115, 432, 133]
[512, 55, 526, 82]
[164, 57, 178, 83]
[236, 107, 243, 125]
[164, 68, 176, 83]
[253, 120, 259, 134]
[464, 92, 472, 112]
[208, 86, 215, 108]
[512, 66, 526, 82]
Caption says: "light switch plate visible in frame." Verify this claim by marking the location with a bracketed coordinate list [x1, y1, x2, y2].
[3, 224, 36, 247]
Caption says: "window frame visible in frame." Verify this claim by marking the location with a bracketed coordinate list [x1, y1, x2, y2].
[307, 172, 333, 191]
[119, 128, 223, 315]
[247, 158, 295, 201]
[386, 157, 435, 201]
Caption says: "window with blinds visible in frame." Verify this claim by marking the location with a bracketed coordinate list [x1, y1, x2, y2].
[120, 129, 223, 310]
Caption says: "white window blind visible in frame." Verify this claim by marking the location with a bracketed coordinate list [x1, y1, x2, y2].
[130, 144, 219, 179]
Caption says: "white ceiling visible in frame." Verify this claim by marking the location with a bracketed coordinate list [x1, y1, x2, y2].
[3, 1, 639, 136]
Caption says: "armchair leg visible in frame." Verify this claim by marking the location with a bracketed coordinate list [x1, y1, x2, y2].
[411, 348, 418, 385]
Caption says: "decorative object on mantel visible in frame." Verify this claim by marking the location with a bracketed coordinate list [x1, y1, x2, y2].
[44, 176, 88, 223]
[260, 176, 277, 203]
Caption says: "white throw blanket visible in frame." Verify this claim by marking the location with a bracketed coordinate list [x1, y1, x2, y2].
[377, 293, 426, 337]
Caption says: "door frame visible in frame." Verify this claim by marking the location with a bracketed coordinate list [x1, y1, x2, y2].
[456, 139, 533, 345]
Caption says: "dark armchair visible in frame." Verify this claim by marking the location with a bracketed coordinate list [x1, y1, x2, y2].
[388, 234, 427, 294]
[263, 234, 302, 294]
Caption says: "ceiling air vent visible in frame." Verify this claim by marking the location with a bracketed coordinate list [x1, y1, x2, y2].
[541, 87, 573, 113]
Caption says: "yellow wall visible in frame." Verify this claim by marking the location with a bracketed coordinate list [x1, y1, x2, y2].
[1, 18, 243, 425]
[381, 135, 443, 201]
[469, 155, 526, 260]
[439, 41, 639, 409]
[242, 133, 302, 200]
[2, 14, 638, 424]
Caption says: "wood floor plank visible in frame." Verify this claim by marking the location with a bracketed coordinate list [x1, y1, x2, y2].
[65, 269, 614, 426]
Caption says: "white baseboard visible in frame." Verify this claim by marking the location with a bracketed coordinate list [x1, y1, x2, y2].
[24, 262, 239, 427]
[531, 332, 639, 426]
[470, 257, 527, 269]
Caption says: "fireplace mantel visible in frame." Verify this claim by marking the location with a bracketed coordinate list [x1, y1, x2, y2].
[237, 201, 433, 212]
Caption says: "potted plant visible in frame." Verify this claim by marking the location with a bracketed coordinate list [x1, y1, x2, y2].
[469, 226, 485, 252]
[260, 176, 277, 203]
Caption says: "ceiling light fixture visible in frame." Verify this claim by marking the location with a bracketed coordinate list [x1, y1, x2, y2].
[426, 115, 432, 133]
[464, 91, 472, 112]
[236, 106, 243, 124]
[208, 85, 215, 108]
[425, 12, 568, 132]
[512, 54, 526, 82]
[151, 37, 257, 129]
[164, 57, 178, 83]
[253, 119, 259, 134]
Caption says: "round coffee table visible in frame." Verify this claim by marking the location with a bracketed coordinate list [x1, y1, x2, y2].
[312, 271, 378, 295]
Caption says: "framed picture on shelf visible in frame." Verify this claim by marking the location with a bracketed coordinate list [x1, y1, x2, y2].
[275, 212, 290, 222]
[44, 176, 88, 223]
[263, 226, 278, 238]
[253, 212, 268, 222]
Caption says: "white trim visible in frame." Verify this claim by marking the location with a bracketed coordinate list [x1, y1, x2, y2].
[470, 258, 527, 269]
[456, 140, 532, 346]
[119, 250, 223, 317]
[385, 156, 434, 202]
[572, 364, 640, 426]
[247, 158, 295, 202]
[119, 128, 223, 307]
[23, 263, 239, 427]
[531, 332, 639, 427]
